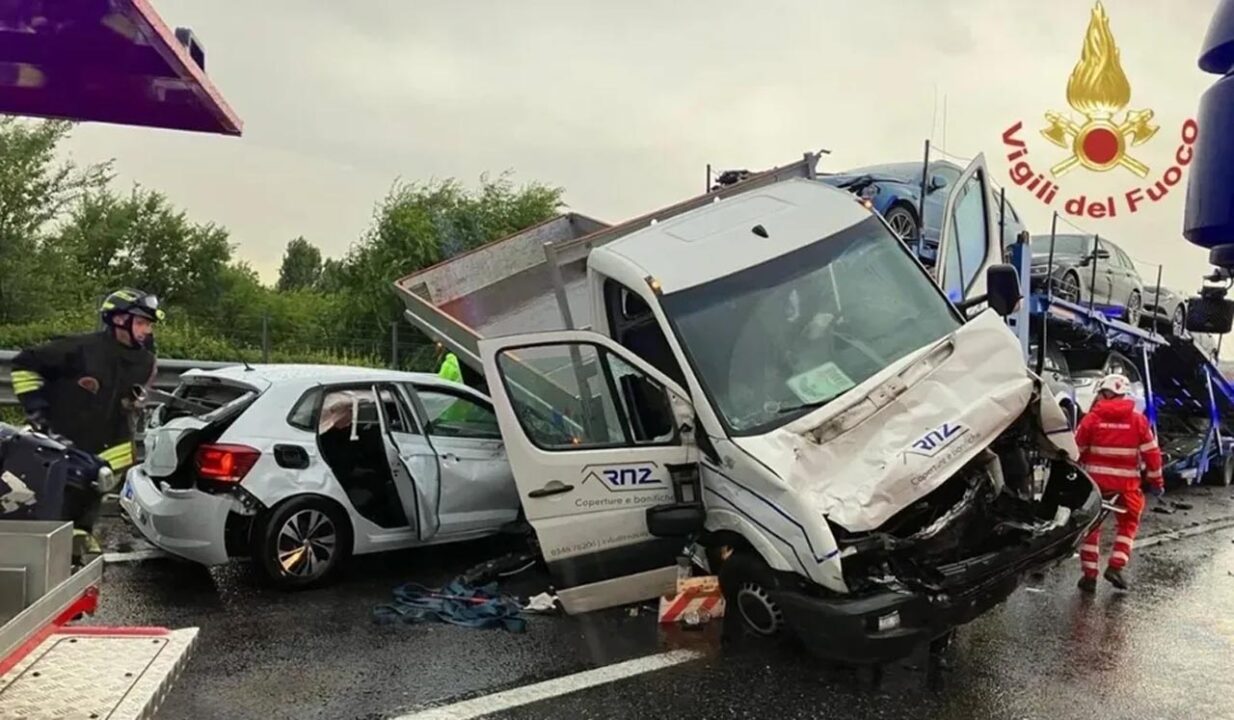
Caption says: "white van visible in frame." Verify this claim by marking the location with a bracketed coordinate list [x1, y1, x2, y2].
[398, 154, 1100, 662]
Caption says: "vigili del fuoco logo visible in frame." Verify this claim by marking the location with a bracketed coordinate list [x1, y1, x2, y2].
[1001, 1, 1198, 220]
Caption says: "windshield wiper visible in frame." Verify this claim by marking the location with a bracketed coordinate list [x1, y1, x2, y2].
[775, 398, 836, 416]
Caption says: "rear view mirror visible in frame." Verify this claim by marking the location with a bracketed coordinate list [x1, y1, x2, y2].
[646, 503, 706, 537]
[928, 174, 948, 193]
[1186, 291, 1234, 334]
[985, 264, 1022, 317]
[1093, 248, 1111, 260]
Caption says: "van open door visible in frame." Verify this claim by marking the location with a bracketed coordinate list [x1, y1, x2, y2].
[936, 153, 1000, 310]
[479, 330, 700, 614]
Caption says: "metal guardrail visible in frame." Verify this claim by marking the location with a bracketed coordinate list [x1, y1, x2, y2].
[0, 350, 237, 407]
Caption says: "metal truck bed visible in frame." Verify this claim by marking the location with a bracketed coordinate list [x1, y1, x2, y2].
[1, 524, 197, 720]
[393, 153, 824, 373]
[395, 213, 609, 370]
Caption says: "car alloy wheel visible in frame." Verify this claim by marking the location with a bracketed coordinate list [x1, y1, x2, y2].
[1125, 291, 1142, 326]
[884, 206, 919, 241]
[277, 509, 337, 578]
[1055, 271, 1082, 304]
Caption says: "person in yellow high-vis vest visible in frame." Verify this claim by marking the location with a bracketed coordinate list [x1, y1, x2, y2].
[11, 289, 162, 556]
[437, 346, 463, 384]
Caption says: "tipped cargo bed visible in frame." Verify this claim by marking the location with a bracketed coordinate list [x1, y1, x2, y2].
[393, 152, 823, 374]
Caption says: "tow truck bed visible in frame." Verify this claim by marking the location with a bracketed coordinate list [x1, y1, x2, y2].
[0, 558, 197, 720]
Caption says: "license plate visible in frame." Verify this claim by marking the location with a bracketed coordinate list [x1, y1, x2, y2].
[122, 479, 134, 500]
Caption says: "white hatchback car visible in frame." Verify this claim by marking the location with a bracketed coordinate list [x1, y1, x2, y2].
[120, 364, 520, 588]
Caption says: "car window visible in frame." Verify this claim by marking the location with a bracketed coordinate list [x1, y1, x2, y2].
[287, 388, 321, 431]
[318, 389, 377, 434]
[932, 164, 961, 189]
[415, 387, 502, 440]
[377, 385, 416, 434]
[1115, 246, 1135, 271]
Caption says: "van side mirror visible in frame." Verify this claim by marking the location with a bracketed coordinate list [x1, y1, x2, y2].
[986, 264, 1022, 317]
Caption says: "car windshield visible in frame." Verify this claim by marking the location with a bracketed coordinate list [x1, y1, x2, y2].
[661, 215, 961, 435]
[1033, 234, 1089, 256]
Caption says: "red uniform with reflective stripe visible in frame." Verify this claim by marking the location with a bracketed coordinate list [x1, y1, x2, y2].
[1074, 397, 1163, 577]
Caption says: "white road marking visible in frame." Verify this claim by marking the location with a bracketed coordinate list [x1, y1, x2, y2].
[394, 649, 704, 720]
[102, 549, 168, 564]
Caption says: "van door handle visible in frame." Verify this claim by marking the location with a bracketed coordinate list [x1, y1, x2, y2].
[528, 481, 574, 498]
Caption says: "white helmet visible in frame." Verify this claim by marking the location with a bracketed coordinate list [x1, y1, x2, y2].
[1097, 373, 1131, 397]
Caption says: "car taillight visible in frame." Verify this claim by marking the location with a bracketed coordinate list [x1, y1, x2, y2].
[195, 443, 261, 484]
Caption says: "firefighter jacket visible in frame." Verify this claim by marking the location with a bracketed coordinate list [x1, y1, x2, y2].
[10, 331, 156, 471]
[1074, 397, 1164, 493]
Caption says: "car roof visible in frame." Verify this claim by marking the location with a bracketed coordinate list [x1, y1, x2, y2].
[601, 178, 874, 294]
[182, 363, 468, 392]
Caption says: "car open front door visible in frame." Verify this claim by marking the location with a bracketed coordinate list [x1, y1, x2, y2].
[936, 153, 1000, 309]
[479, 329, 700, 614]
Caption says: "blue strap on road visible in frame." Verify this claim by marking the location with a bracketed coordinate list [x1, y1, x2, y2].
[373, 579, 527, 633]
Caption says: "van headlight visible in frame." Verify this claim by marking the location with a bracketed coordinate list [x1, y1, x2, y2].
[96, 465, 118, 493]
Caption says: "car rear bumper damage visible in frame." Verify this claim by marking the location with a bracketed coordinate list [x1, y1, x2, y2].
[119, 466, 236, 566]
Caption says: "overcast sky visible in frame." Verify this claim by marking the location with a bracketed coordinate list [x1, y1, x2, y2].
[60, 0, 1219, 293]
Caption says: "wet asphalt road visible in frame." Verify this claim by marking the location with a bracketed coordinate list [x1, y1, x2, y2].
[89, 486, 1234, 720]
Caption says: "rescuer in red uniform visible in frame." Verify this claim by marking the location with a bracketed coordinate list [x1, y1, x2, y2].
[1074, 373, 1164, 592]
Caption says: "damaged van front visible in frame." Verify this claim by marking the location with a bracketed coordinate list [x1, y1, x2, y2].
[704, 310, 1100, 661]
[655, 163, 1100, 659]
[476, 154, 1100, 663]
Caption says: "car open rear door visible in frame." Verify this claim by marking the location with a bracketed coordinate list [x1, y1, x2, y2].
[479, 330, 700, 614]
[372, 383, 440, 540]
[936, 153, 1000, 310]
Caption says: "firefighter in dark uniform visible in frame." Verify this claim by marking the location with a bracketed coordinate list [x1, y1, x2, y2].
[10, 289, 162, 555]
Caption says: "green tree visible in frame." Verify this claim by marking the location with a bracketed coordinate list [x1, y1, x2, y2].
[276, 236, 323, 292]
[339, 172, 564, 337]
[0, 118, 111, 322]
[55, 186, 232, 314]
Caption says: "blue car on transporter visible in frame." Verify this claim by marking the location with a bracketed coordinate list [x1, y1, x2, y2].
[818, 159, 1027, 265]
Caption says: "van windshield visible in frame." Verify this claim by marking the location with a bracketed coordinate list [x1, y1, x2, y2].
[661, 216, 961, 435]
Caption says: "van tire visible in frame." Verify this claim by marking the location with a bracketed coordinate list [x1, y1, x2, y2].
[719, 550, 785, 638]
[255, 495, 353, 590]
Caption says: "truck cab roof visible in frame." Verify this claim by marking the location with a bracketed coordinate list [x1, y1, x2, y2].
[601, 179, 873, 293]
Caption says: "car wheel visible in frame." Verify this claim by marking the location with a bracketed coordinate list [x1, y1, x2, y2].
[1124, 290, 1142, 326]
[1054, 271, 1082, 304]
[719, 550, 785, 639]
[256, 495, 352, 589]
[1171, 304, 1186, 337]
[883, 204, 920, 243]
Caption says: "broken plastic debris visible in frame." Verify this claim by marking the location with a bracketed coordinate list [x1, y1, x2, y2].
[522, 592, 559, 614]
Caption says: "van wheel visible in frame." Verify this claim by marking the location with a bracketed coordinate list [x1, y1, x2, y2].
[719, 550, 785, 638]
[256, 496, 352, 589]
